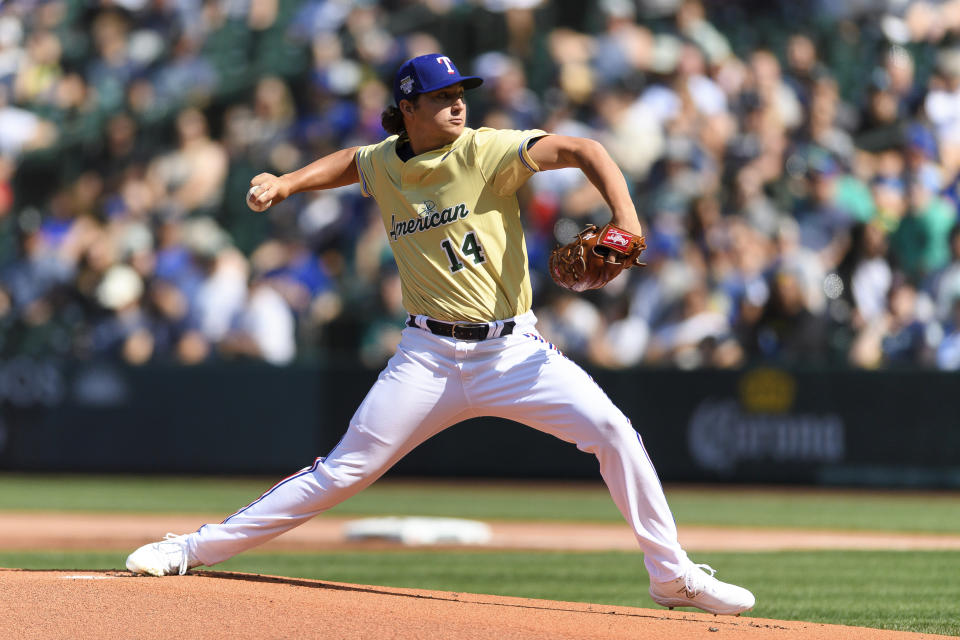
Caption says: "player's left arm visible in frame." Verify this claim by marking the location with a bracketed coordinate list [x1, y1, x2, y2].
[527, 135, 642, 237]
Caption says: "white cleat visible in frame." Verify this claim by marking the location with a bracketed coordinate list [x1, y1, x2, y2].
[126, 533, 199, 576]
[649, 563, 755, 615]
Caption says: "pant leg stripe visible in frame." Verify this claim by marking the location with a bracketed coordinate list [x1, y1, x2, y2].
[220, 457, 324, 524]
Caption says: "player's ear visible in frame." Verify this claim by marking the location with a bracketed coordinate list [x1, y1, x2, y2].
[400, 98, 416, 116]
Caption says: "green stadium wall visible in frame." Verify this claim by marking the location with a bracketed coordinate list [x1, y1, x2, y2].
[1, 358, 958, 487]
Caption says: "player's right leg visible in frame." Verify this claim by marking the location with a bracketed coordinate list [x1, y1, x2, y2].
[126, 327, 471, 575]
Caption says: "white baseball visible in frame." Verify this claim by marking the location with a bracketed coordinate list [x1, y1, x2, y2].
[247, 185, 273, 212]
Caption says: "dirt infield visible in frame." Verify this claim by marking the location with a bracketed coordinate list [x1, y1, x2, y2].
[2, 511, 960, 552]
[2, 569, 954, 640]
[4, 512, 960, 639]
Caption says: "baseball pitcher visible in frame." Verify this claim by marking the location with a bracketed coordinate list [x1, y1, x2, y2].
[127, 53, 754, 616]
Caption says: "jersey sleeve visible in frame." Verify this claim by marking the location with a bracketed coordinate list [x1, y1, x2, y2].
[473, 128, 550, 197]
[355, 139, 392, 199]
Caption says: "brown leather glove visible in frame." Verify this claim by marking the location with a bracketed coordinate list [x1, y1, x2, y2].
[548, 223, 647, 292]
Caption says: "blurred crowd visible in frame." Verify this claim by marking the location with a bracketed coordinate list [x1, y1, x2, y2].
[3, 0, 960, 371]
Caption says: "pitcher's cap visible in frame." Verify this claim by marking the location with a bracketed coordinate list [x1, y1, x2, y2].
[393, 54, 482, 105]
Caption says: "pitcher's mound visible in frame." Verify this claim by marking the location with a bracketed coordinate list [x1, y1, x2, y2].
[1, 568, 948, 640]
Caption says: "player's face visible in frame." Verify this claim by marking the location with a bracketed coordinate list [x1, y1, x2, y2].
[404, 83, 466, 152]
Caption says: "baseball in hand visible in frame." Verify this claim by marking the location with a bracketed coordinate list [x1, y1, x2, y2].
[247, 185, 273, 212]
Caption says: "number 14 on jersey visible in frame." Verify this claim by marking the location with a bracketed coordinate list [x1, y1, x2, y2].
[441, 231, 486, 273]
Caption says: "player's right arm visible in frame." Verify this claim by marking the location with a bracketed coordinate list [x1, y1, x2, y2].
[249, 146, 360, 207]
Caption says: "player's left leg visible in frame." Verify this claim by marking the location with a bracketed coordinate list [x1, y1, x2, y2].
[467, 326, 687, 580]
[465, 320, 754, 614]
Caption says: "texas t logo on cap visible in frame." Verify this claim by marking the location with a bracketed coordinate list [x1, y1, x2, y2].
[436, 56, 455, 74]
[393, 53, 483, 106]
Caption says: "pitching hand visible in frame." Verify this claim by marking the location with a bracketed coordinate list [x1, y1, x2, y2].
[247, 173, 292, 211]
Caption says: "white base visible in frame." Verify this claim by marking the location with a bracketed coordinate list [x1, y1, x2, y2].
[343, 517, 492, 546]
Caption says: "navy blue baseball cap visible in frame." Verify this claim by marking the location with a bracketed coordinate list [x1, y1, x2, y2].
[393, 53, 483, 105]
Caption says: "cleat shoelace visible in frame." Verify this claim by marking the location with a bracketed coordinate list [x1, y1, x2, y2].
[162, 533, 190, 575]
[681, 563, 718, 598]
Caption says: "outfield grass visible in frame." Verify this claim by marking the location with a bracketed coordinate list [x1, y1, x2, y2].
[4, 475, 959, 634]
[3, 549, 958, 636]
[2, 473, 960, 533]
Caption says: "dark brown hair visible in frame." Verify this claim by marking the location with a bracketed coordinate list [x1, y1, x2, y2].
[380, 95, 419, 136]
[381, 105, 405, 135]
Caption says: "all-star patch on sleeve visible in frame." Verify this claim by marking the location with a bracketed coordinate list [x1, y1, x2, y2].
[472, 128, 550, 197]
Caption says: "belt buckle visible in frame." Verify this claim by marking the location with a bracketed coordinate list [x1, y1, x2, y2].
[452, 322, 486, 341]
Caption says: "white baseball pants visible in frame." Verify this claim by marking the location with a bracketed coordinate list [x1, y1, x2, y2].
[187, 311, 689, 581]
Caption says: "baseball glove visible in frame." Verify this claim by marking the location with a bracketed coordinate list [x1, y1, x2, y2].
[548, 223, 647, 292]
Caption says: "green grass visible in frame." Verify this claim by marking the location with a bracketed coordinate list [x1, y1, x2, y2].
[5, 476, 959, 633]
[3, 549, 958, 635]
[2, 474, 960, 533]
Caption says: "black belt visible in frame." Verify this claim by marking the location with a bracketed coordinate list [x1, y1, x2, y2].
[407, 315, 515, 341]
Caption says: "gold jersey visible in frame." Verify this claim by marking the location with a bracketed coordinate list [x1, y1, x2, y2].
[355, 127, 548, 322]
